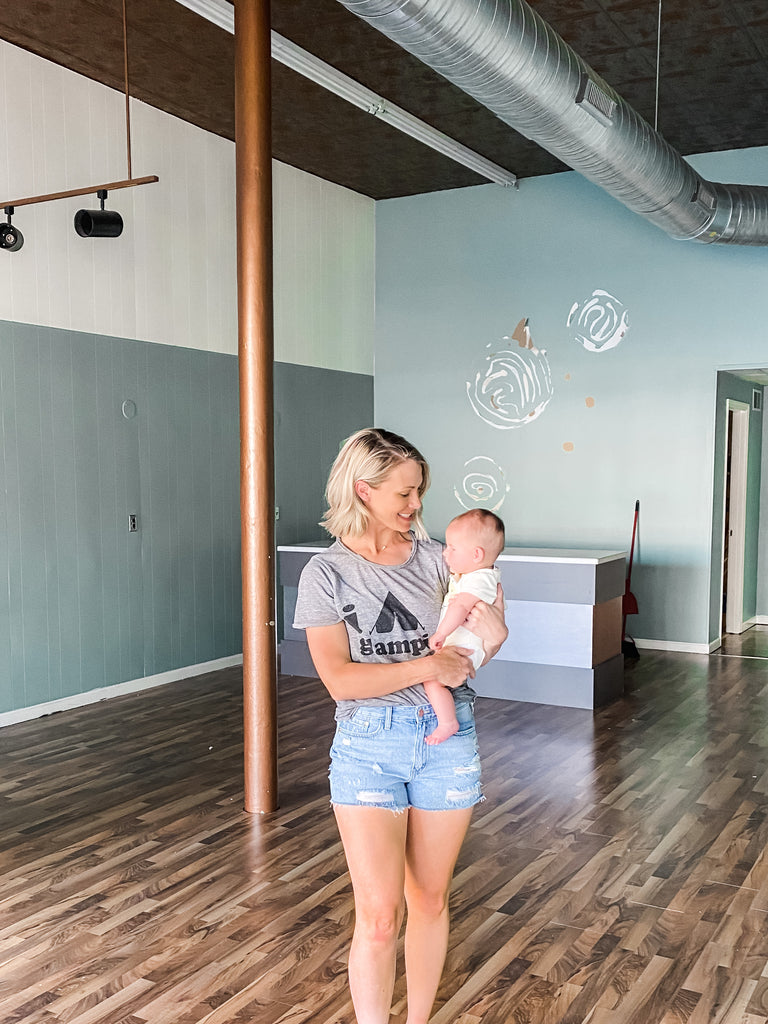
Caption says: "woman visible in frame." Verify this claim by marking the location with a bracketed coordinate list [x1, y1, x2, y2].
[293, 428, 507, 1024]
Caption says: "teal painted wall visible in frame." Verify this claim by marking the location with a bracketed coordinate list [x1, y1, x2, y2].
[0, 321, 242, 714]
[273, 361, 374, 640]
[0, 320, 373, 715]
[374, 146, 768, 647]
[274, 362, 374, 547]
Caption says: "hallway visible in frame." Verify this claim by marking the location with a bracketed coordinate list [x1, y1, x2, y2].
[717, 624, 768, 661]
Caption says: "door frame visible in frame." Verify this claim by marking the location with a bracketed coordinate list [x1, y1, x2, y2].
[722, 399, 750, 636]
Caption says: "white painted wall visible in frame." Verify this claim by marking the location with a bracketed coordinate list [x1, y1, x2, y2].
[0, 39, 374, 372]
[274, 162, 374, 375]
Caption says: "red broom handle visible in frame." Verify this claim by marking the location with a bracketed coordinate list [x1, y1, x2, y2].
[627, 499, 639, 581]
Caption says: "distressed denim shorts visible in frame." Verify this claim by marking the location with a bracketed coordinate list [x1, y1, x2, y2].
[328, 701, 483, 811]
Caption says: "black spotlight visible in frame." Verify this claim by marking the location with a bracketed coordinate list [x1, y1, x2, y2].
[74, 189, 123, 238]
[0, 206, 24, 252]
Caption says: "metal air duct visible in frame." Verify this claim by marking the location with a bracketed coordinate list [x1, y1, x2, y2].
[336, 0, 768, 246]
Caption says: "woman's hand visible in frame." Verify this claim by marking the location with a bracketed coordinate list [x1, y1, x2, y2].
[306, 623, 474, 701]
[465, 584, 508, 665]
[427, 646, 475, 688]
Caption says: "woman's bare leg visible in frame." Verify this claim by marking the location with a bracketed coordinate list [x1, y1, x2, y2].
[334, 805, 409, 1024]
[403, 807, 474, 1024]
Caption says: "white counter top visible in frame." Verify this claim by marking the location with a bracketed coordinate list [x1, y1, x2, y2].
[498, 548, 626, 565]
[277, 542, 332, 552]
[278, 542, 625, 566]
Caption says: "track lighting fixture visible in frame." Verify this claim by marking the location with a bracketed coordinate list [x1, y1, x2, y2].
[74, 189, 124, 238]
[0, 3, 158, 247]
[0, 207, 24, 252]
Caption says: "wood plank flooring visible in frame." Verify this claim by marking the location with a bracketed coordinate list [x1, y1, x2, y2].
[2, 628, 768, 1023]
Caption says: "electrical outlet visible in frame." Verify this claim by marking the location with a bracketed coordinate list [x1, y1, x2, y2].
[274, 506, 280, 521]
[128, 514, 138, 532]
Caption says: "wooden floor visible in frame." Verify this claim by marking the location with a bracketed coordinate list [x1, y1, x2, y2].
[2, 628, 768, 1024]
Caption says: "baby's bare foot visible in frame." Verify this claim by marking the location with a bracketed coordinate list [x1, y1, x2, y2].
[425, 720, 459, 745]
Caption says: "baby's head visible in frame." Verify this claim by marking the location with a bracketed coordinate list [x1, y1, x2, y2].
[443, 509, 505, 575]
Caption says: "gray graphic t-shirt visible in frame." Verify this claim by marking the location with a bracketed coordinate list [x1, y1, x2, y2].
[293, 536, 476, 717]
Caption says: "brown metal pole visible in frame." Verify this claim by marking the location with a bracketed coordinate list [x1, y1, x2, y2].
[234, 0, 278, 813]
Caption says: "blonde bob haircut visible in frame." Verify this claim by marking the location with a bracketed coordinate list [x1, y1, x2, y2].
[321, 427, 431, 540]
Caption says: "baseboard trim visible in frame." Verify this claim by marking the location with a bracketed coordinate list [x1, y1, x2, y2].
[0, 654, 244, 729]
[633, 638, 712, 655]
[757, 616, 768, 626]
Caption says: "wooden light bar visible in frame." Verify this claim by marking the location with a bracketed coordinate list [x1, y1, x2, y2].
[1, 175, 159, 211]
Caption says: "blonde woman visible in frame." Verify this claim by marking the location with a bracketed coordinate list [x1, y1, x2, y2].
[293, 428, 507, 1024]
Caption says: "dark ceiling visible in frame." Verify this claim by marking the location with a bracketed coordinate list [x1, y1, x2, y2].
[1, 0, 767, 200]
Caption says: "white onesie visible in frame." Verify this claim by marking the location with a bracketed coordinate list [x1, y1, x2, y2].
[437, 566, 501, 670]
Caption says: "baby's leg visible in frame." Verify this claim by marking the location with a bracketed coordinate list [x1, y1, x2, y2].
[423, 680, 459, 745]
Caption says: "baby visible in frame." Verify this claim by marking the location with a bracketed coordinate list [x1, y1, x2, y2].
[425, 508, 505, 744]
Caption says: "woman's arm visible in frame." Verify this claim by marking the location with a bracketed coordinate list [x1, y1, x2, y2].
[306, 622, 475, 702]
[465, 585, 508, 665]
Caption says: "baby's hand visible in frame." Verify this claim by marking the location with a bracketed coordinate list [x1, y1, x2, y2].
[429, 634, 444, 652]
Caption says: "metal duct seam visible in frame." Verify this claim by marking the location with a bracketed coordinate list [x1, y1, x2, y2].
[337, 0, 768, 246]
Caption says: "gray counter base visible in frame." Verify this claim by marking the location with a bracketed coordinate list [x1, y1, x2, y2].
[472, 653, 624, 710]
[280, 639, 319, 678]
[281, 639, 624, 711]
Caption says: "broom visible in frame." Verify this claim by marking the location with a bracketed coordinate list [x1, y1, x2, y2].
[622, 500, 640, 659]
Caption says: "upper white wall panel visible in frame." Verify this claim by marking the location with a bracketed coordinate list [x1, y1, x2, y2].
[0, 40, 374, 373]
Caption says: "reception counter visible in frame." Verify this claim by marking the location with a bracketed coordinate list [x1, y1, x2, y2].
[278, 544, 626, 710]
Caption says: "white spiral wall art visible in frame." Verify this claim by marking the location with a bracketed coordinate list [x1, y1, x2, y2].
[466, 318, 554, 429]
[454, 456, 510, 512]
[567, 289, 630, 352]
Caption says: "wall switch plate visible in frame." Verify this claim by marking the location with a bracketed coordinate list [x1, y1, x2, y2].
[128, 514, 138, 532]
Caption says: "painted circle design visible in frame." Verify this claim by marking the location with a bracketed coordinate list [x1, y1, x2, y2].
[466, 346, 553, 429]
[567, 290, 629, 352]
[454, 456, 509, 512]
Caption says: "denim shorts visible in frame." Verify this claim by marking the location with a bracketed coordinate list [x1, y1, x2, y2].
[328, 700, 483, 812]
